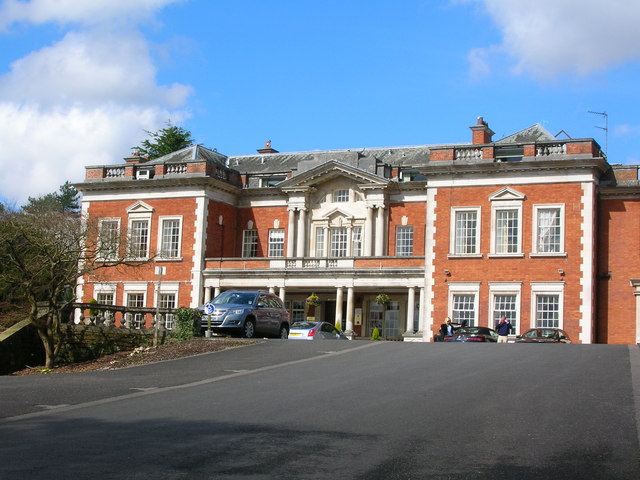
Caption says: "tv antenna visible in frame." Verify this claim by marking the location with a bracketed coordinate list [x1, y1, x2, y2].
[588, 110, 608, 156]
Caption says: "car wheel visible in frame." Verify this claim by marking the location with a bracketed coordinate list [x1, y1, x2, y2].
[242, 320, 255, 338]
[279, 325, 289, 339]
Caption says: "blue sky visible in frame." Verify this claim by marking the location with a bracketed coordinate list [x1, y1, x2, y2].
[1, 0, 639, 204]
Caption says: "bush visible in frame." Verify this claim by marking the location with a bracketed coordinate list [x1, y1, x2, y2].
[173, 307, 199, 340]
[371, 327, 380, 341]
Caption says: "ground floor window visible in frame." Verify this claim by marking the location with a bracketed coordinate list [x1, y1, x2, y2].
[158, 293, 176, 330]
[492, 294, 517, 334]
[126, 293, 145, 329]
[452, 294, 476, 327]
[286, 300, 306, 323]
[535, 294, 560, 328]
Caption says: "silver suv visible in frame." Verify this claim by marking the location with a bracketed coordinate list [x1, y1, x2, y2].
[201, 290, 290, 339]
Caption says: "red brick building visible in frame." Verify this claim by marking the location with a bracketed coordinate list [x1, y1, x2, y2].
[75, 117, 639, 344]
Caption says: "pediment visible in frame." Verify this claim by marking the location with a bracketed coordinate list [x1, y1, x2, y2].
[489, 186, 526, 201]
[322, 207, 354, 221]
[126, 201, 154, 214]
[279, 160, 389, 191]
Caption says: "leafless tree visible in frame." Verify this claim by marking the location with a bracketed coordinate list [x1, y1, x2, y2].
[0, 206, 147, 368]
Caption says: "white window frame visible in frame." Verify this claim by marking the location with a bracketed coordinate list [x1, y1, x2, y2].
[154, 282, 179, 330]
[330, 227, 348, 257]
[125, 291, 146, 329]
[97, 218, 121, 261]
[332, 189, 350, 203]
[531, 204, 565, 256]
[128, 217, 151, 260]
[530, 282, 564, 329]
[490, 200, 523, 257]
[448, 282, 480, 327]
[268, 228, 285, 257]
[489, 282, 522, 334]
[157, 216, 183, 259]
[314, 226, 327, 257]
[396, 225, 414, 256]
[352, 226, 362, 257]
[450, 207, 481, 257]
[242, 229, 258, 257]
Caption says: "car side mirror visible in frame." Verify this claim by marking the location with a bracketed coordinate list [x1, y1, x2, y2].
[257, 301, 266, 308]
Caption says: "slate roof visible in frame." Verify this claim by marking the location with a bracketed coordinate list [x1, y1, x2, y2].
[141, 123, 563, 176]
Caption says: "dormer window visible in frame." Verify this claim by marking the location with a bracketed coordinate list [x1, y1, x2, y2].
[333, 189, 349, 202]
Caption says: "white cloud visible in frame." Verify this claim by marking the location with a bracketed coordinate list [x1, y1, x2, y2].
[0, 0, 192, 204]
[0, 0, 183, 30]
[466, 0, 640, 79]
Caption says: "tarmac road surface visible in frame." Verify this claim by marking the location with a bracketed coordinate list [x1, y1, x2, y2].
[1, 340, 639, 479]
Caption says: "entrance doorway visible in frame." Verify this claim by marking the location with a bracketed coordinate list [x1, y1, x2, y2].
[324, 300, 347, 331]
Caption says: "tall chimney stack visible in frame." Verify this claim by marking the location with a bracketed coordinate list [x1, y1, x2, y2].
[470, 117, 494, 145]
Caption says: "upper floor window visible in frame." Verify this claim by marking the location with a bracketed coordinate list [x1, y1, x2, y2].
[242, 230, 258, 257]
[489, 187, 524, 257]
[332, 189, 349, 203]
[451, 208, 480, 256]
[352, 226, 362, 257]
[268, 228, 285, 257]
[159, 217, 182, 259]
[533, 205, 564, 255]
[126, 201, 154, 260]
[98, 218, 120, 261]
[315, 227, 326, 257]
[129, 219, 150, 259]
[495, 209, 520, 254]
[396, 226, 413, 256]
[330, 227, 348, 257]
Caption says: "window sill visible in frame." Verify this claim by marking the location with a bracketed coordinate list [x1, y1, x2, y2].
[529, 253, 567, 258]
[447, 254, 483, 259]
[487, 253, 525, 259]
[156, 257, 183, 262]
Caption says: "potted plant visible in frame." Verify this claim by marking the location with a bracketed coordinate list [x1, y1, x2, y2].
[306, 293, 320, 307]
[205, 315, 212, 338]
[375, 293, 391, 306]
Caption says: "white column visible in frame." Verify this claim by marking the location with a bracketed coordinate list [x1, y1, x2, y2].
[269, 287, 275, 294]
[335, 287, 344, 329]
[279, 287, 286, 303]
[323, 226, 329, 257]
[364, 206, 373, 256]
[346, 225, 353, 256]
[214, 287, 221, 298]
[346, 287, 355, 337]
[405, 287, 416, 334]
[297, 208, 307, 257]
[375, 206, 385, 256]
[204, 287, 212, 304]
[287, 208, 296, 257]
[418, 287, 426, 336]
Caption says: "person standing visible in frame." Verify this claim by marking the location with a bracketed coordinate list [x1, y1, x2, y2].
[495, 315, 512, 343]
[437, 317, 455, 341]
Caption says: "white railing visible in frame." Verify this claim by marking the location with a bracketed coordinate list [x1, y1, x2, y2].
[536, 143, 566, 157]
[455, 148, 482, 160]
[166, 163, 187, 174]
[105, 167, 125, 178]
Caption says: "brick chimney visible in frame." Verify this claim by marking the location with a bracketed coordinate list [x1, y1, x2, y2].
[257, 140, 279, 154]
[470, 117, 494, 145]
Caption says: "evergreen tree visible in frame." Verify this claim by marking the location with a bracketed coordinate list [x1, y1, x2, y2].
[22, 181, 80, 214]
[133, 122, 195, 159]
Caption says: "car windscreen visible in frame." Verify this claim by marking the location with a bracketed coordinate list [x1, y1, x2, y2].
[212, 292, 256, 305]
[291, 322, 318, 329]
